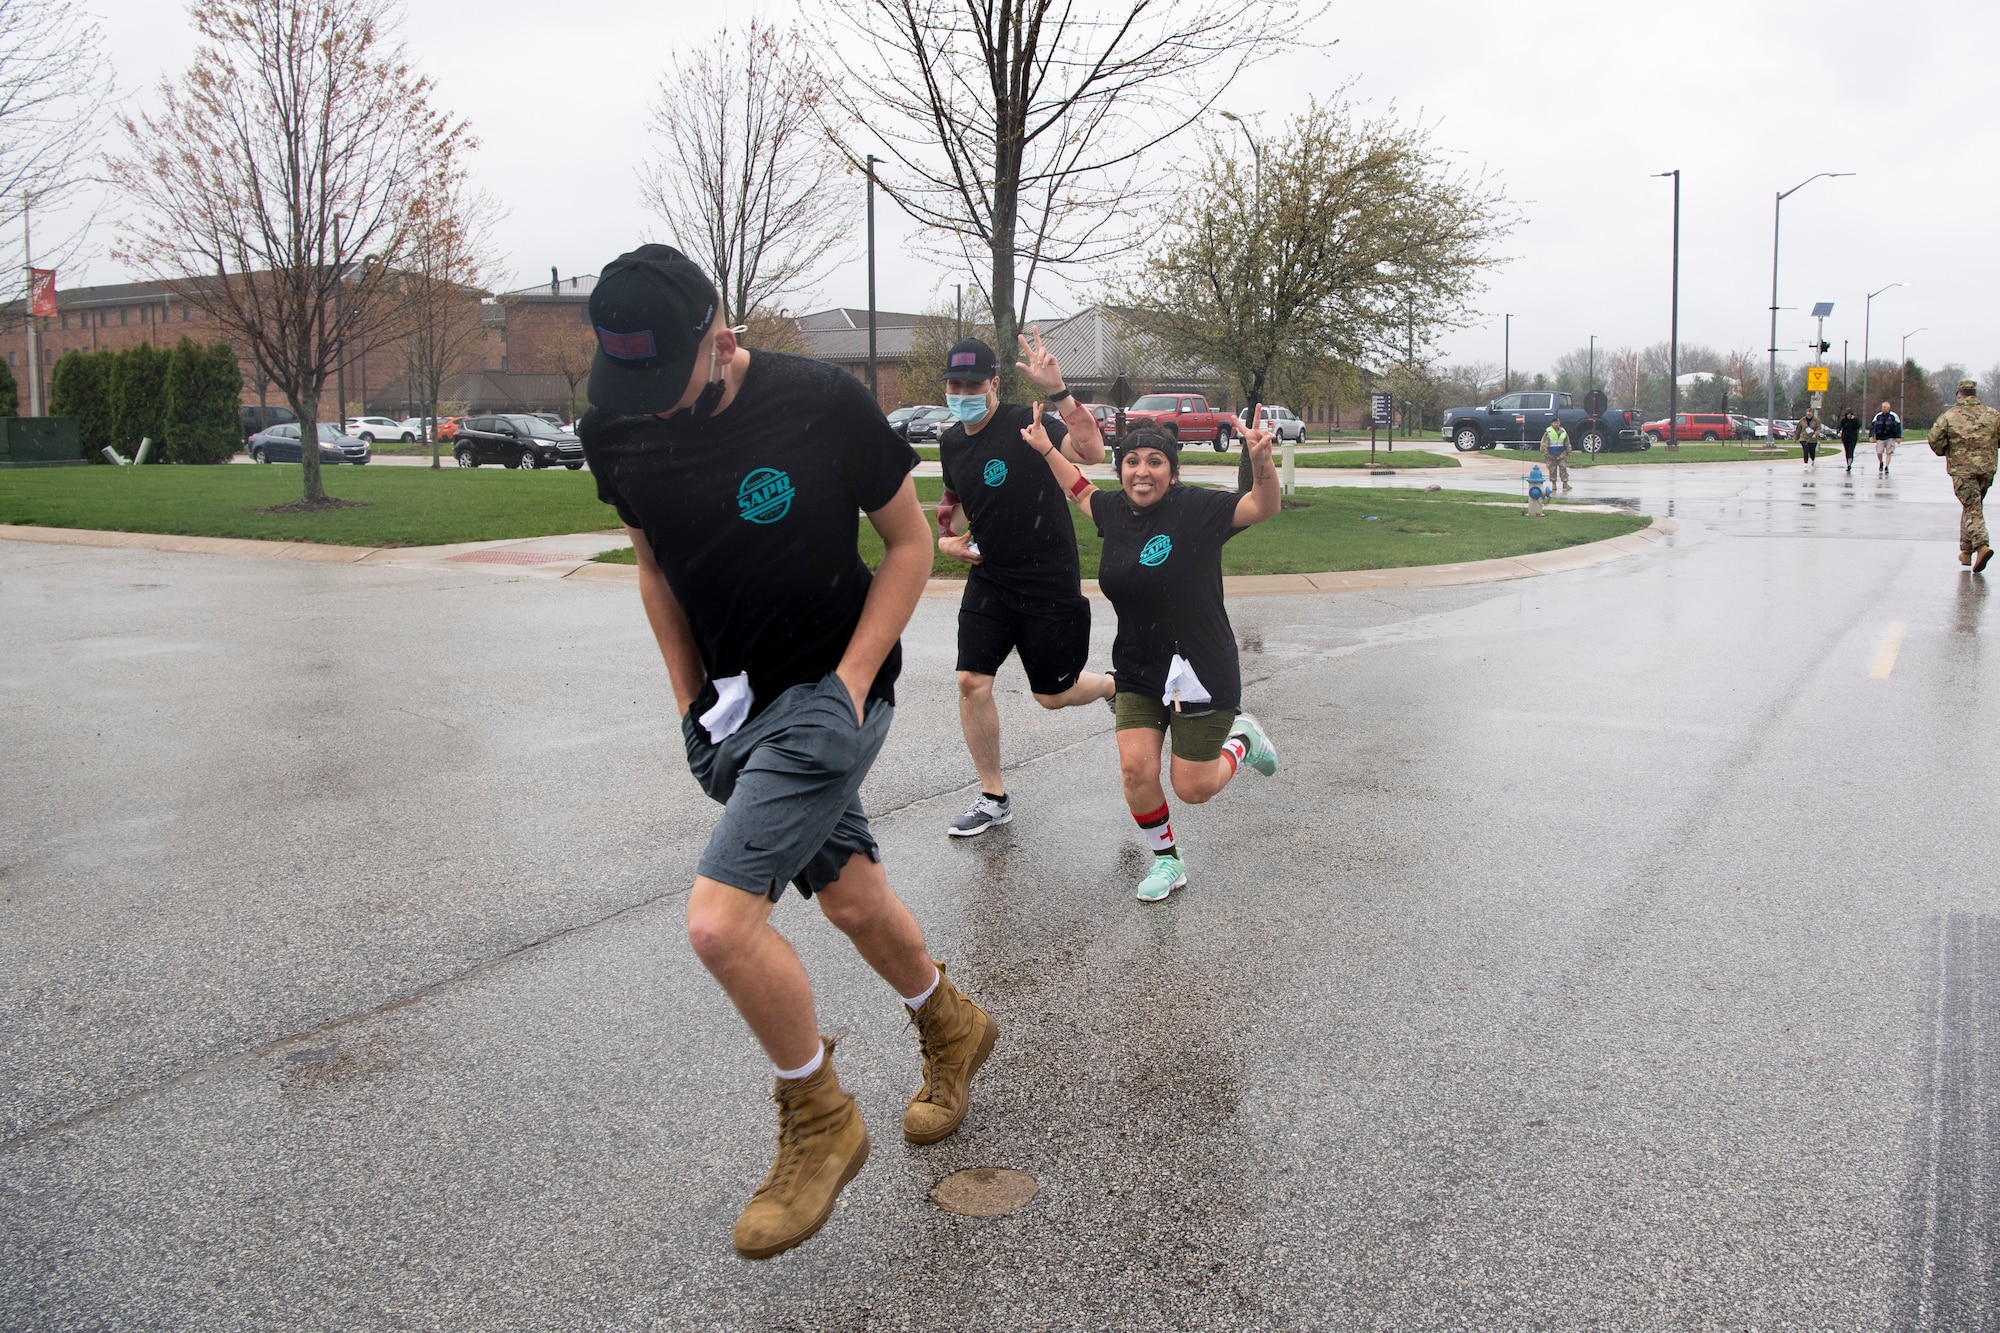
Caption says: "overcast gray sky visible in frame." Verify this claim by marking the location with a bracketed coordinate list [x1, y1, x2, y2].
[74, 0, 2000, 382]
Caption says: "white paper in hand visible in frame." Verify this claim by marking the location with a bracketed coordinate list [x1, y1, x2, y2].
[965, 540, 981, 557]
[699, 672, 754, 742]
[1161, 654, 1211, 708]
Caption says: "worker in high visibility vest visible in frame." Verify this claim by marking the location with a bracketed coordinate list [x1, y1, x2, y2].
[1541, 419, 1572, 493]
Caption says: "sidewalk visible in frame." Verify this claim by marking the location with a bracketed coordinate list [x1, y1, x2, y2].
[0, 514, 1674, 595]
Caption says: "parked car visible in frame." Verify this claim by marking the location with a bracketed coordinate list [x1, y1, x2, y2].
[1769, 419, 1797, 440]
[1641, 412, 1738, 442]
[1443, 390, 1650, 452]
[436, 416, 465, 441]
[887, 405, 935, 440]
[246, 422, 371, 465]
[1728, 414, 1765, 440]
[394, 416, 433, 441]
[345, 415, 416, 444]
[902, 406, 956, 444]
[240, 404, 299, 444]
[1122, 393, 1237, 451]
[451, 413, 586, 470]
[1087, 403, 1121, 444]
[1242, 404, 1307, 444]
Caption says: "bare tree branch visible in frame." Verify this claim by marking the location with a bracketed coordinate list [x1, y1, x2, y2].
[813, 0, 1321, 392]
[0, 0, 114, 306]
[639, 21, 851, 325]
[108, 0, 468, 503]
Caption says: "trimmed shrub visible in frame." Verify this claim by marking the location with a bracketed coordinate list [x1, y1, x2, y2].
[50, 349, 116, 461]
[162, 338, 242, 464]
[0, 355, 17, 418]
[112, 342, 169, 462]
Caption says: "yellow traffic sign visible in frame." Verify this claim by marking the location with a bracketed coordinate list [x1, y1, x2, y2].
[1806, 366, 1830, 392]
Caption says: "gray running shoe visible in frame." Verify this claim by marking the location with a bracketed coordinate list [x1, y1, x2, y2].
[1229, 711, 1278, 776]
[949, 793, 1012, 837]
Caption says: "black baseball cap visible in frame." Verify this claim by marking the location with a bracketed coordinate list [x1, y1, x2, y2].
[940, 337, 999, 383]
[587, 244, 720, 414]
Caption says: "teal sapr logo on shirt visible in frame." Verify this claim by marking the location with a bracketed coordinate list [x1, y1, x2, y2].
[737, 468, 795, 524]
[1139, 534, 1173, 566]
[983, 457, 1008, 487]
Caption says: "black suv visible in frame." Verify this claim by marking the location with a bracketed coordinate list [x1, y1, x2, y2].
[240, 404, 299, 443]
[452, 414, 586, 470]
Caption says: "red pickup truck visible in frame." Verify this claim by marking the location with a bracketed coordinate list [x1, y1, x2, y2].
[1121, 393, 1237, 451]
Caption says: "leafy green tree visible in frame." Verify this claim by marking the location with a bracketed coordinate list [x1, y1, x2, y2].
[162, 338, 243, 464]
[0, 355, 17, 417]
[111, 342, 170, 461]
[50, 350, 116, 460]
[1125, 94, 1514, 487]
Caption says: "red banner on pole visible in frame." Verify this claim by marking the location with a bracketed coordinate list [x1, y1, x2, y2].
[28, 267, 55, 318]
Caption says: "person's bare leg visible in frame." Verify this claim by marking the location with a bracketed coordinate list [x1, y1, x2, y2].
[1169, 753, 1236, 804]
[686, 877, 821, 1071]
[1031, 669, 1115, 711]
[956, 671, 1005, 797]
[1117, 726, 1168, 815]
[813, 853, 938, 999]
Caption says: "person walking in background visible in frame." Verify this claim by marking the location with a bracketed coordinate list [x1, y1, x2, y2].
[1872, 400, 1902, 475]
[1540, 417, 1571, 493]
[1839, 407, 1862, 473]
[1796, 410, 1821, 469]
[1928, 378, 1999, 571]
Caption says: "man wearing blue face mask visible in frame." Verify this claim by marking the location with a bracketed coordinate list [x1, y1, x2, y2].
[935, 332, 1112, 837]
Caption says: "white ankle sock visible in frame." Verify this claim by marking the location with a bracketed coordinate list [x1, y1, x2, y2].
[902, 967, 941, 1012]
[773, 1045, 824, 1082]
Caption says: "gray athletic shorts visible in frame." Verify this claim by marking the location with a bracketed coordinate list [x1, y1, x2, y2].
[681, 672, 892, 901]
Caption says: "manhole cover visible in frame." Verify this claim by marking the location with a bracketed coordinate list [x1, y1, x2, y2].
[930, 1167, 1038, 1217]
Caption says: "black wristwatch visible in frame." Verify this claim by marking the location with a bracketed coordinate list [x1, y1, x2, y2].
[1047, 387, 1073, 403]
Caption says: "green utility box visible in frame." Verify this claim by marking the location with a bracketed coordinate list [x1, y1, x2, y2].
[0, 417, 83, 467]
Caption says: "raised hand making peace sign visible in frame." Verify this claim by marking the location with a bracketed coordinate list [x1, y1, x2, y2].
[1014, 325, 1067, 399]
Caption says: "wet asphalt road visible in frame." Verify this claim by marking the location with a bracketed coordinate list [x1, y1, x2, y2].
[3, 449, 1996, 1331]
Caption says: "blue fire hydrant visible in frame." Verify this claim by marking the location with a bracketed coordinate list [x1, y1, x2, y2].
[1525, 463, 1548, 516]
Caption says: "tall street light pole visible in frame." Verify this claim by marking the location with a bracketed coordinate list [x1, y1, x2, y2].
[1863, 281, 1901, 415]
[1654, 170, 1680, 446]
[1900, 328, 1926, 420]
[1220, 110, 1263, 421]
[864, 155, 878, 403]
[332, 212, 347, 427]
[1503, 314, 1512, 392]
[1767, 171, 1853, 440]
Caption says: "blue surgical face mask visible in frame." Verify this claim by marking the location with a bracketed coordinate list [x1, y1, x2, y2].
[946, 393, 990, 425]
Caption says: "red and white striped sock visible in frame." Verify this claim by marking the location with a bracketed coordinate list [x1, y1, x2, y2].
[1220, 735, 1247, 777]
[1133, 802, 1175, 855]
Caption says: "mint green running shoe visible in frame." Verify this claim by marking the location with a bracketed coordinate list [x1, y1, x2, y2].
[1229, 711, 1278, 776]
[1135, 852, 1187, 902]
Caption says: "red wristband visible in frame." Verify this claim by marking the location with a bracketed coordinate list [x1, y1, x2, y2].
[1068, 474, 1094, 499]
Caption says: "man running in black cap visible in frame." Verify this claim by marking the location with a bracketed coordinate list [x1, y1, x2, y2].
[934, 329, 1112, 837]
[576, 245, 997, 1261]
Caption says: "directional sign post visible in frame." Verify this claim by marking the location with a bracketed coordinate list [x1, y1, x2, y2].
[1370, 393, 1393, 464]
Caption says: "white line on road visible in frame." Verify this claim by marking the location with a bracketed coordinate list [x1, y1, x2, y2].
[1869, 622, 1906, 679]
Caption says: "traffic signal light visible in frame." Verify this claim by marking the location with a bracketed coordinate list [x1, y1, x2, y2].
[1816, 339, 1831, 354]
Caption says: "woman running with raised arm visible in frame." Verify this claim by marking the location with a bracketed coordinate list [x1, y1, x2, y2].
[1021, 407, 1283, 901]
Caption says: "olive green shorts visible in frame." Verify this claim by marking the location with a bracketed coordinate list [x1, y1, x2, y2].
[1113, 692, 1239, 762]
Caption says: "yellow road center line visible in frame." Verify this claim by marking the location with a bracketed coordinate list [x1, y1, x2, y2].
[1869, 622, 1906, 679]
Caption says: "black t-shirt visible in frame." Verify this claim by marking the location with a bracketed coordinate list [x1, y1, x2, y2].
[580, 352, 919, 719]
[938, 403, 1077, 599]
[1089, 484, 1246, 711]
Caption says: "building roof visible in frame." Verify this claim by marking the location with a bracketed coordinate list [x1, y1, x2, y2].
[796, 307, 924, 333]
[1035, 305, 1217, 395]
[799, 324, 920, 362]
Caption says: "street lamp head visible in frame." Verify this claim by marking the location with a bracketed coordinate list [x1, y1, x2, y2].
[1220, 110, 1242, 124]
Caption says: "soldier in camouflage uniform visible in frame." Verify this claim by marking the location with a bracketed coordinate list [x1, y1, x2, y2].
[1928, 379, 2000, 572]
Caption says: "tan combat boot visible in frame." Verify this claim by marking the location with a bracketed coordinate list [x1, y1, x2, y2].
[1977, 546, 1994, 573]
[732, 1038, 870, 1260]
[903, 963, 999, 1145]
[1962, 549, 1973, 566]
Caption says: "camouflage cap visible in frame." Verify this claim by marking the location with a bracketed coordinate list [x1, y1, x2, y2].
[1959, 378, 1979, 394]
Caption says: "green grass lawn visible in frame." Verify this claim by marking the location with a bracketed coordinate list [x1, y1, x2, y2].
[594, 478, 1647, 576]
[0, 464, 622, 547]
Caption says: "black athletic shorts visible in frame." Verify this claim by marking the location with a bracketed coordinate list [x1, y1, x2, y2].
[956, 573, 1091, 696]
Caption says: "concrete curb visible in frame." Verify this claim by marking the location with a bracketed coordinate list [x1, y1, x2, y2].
[0, 515, 1672, 596]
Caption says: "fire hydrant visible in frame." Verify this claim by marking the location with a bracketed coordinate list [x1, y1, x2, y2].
[1525, 464, 1549, 517]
